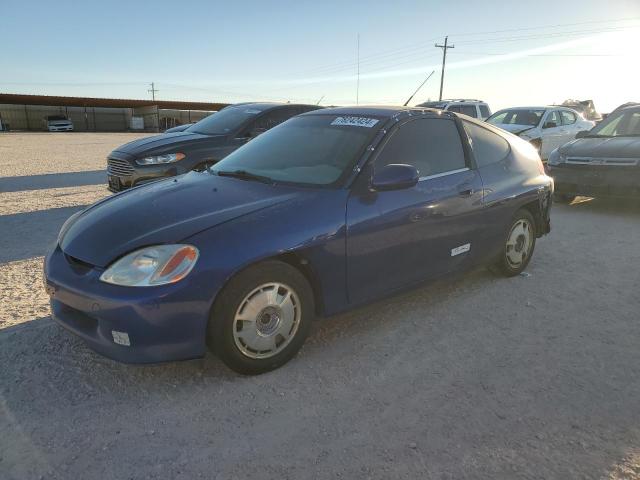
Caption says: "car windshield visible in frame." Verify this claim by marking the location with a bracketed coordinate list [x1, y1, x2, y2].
[212, 114, 382, 187]
[487, 109, 545, 127]
[187, 105, 265, 135]
[586, 108, 640, 137]
[47, 115, 68, 121]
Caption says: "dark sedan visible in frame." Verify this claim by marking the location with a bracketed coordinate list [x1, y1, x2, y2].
[45, 106, 552, 374]
[549, 104, 640, 201]
[106, 102, 321, 192]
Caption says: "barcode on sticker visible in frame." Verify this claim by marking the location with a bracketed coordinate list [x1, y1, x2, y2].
[331, 116, 379, 128]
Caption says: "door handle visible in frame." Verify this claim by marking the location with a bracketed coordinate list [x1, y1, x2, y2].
[458, 188, 474, 196]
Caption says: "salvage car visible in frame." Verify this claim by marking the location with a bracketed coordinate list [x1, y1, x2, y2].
[548, 103, 640, 201]
[43, 115, 74, 132]
[106, 102, 321, 192]
[417, 99, 492, 120]
[45, 106, 552, 374]
[487, 106, 594, 160]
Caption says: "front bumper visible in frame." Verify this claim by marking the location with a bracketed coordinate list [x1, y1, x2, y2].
[48, 126, 74, 132]
[549, 164, 640, 198]
[44, 245, 211, 363]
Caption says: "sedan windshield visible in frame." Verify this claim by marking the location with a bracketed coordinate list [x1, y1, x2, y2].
[487, 109, 545, 127]
[586, 108, 640, 137]
[187, 106, 264, 135]
[212, 114, 382, 187]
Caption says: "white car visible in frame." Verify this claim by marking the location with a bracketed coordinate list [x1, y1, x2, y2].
[486, 106, 595, 160]
[43, 115, 74, 132]
[416, 99, 492, 120]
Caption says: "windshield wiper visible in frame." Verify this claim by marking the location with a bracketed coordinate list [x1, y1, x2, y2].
[215, 169, 274, 184]
[583, 134, 612, 138]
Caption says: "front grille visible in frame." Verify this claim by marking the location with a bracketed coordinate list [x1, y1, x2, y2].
[107, 157, 134, 176]
[566, 157, 639, 166]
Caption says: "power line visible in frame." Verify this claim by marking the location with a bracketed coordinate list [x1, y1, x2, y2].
[435, 36, 454, 101]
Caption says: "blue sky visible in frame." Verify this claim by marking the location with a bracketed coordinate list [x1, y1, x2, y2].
[1, 0, 639, 111]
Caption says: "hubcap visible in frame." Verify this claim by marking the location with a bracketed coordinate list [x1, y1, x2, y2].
[232, 282, 301, 359]
[505, 218, 533, 269]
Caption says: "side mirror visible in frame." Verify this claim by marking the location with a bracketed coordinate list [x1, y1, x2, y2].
[371, 164, 419, 191]
[575, 130, 589, 139]
[543, 121, 558, 129]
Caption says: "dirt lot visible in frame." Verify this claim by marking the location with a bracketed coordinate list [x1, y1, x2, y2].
[1, 132, 639, 479]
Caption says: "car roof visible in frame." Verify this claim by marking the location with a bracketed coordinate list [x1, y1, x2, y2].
[301, 105, 446, 119]
[226, 102, 320, 111]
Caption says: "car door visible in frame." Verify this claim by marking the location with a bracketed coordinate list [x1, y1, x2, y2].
[559, 109, 581, 144]
[345, 116, 484, 305]
[540, 110, 563, 158]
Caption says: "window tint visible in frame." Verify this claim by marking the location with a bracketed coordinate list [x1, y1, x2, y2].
[479, 105, 491, 118]
[560, 110, 577, 125]
[460, 105, 478, 118]
[544, 111, 561, 128]
[249, 108, 298, 132]
[463, 121, 510, 167]
[375, 118, 466, 177]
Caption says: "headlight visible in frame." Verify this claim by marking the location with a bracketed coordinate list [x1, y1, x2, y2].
[136, 153, 185, 165]
[547, 148, 564, 166]
[100, 245, 199, 287]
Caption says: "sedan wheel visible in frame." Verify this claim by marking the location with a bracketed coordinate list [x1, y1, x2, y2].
[233, 282, 301, 359]
[208, 261, 313, 375]
[494, 209, 537, 276]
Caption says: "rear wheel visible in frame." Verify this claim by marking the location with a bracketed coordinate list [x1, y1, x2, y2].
[208, 261, 314, 375]
[494, 209, 536, 277]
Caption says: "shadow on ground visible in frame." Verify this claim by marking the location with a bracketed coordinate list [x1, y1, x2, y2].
[0, 170, 106, 193]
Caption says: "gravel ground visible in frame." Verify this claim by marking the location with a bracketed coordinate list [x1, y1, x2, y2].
[1, 133, 639, 479]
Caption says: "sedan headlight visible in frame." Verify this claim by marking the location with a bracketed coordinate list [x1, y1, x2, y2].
[100, 245, 199, 287]
[547, 148, 565, 166]
[136, 153, 185, 165]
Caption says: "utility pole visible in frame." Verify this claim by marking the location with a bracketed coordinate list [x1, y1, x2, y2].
[435, 36, 454, 101]
[148, 82, 159, 101]
[356, 34, 360, 105]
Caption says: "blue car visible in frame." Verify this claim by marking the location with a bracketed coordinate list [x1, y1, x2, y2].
[44, 106, 552, 374]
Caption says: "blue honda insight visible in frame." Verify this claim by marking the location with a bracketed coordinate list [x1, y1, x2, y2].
[44, 106, 553, 374]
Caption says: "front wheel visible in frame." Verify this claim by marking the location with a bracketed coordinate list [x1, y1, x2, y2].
[208, 261, 314, 375]
[494, 209, 537, 277]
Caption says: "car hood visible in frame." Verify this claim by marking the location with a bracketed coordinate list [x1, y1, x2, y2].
[111, 131, 227, 157]
[559, 137, 640, 158]
[60, 172, 299, 267]
[493, 124, 536, 135]
[49, 120, 72, 125]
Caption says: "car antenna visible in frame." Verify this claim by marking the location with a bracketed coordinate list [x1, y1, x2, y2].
[403, 70, 435, 107]
[316, 95, 325, 105]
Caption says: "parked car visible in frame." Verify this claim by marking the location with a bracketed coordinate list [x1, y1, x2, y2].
[164, 123, 194, 133]
[486, 106, 595, 160]
[548, 104, 640, 201]
[561, 99, 602, 122]
[43, 115, 74, 132]
[416, 99, 492, 120]
[106, 102, 321, 192]
[45, 106, 552, 374]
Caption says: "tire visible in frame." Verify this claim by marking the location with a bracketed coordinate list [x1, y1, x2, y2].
[208, 260, 314, 375]
[494, 209, 537, 277]
[554, 193, 576, 203]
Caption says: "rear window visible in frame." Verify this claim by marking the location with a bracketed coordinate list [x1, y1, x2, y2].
[463, 121, 510, 167]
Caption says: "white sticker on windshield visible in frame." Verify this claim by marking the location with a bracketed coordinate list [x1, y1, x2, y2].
[244, 109, 261, 114]
[331, 116, 379, 128]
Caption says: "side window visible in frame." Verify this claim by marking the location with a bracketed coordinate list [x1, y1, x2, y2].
[479, 105, 491, 118]
[463, 121, 510, 167]
[375, 118, 466, 177]
[249, 108, 296, 132]
[460, 105, 478, 118]
[561, 110, 577, 125]
[544, 111, 561, 128]
[447, 105, 462, 113]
